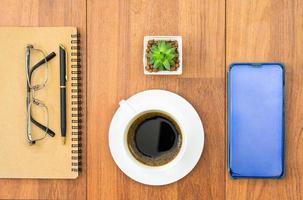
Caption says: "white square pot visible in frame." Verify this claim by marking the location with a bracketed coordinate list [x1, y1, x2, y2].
[143, 36, 182, 75]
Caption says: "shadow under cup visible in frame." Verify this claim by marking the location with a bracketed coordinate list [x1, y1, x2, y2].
[126, 111, 183, 167]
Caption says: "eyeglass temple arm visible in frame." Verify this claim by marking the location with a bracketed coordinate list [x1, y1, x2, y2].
[30, 116, 55, 137]
[29, 52, 56, 78]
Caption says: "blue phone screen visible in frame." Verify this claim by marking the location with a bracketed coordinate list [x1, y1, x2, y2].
[228, 63, 284, 178]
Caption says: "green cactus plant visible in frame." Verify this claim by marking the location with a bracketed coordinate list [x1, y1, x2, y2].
[147, 41, 177, 71]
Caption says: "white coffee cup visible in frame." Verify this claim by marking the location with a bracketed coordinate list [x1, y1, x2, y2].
[109, 90, 204, 185]
[119, 100, 187, 169]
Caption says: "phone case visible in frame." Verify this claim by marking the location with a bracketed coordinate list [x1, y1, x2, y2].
[228, 63, 285, 178]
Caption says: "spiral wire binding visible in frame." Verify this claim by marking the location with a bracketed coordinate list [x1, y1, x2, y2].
[71, 33, 82, 172]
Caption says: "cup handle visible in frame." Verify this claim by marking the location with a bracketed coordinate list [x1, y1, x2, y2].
[119, 100, 136, 120]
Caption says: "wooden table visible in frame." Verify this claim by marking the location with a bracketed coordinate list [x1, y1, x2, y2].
[0, 0, 302, 199]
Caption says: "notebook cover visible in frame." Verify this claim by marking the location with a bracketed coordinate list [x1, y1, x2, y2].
[0, 27, 81, 179]
[228, 63, 284, 178]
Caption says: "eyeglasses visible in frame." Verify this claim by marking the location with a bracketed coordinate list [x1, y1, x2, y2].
[25, 44, 56, 145]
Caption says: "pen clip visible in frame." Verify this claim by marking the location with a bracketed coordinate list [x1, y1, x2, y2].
[59, 44, 68, 82]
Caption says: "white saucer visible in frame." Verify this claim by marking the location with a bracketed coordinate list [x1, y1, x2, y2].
[108, 90, 204, 185]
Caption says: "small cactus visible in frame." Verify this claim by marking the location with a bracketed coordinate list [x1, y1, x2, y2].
[147, 41, 177, 71]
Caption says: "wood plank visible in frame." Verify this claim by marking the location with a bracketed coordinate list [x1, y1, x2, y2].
[0, 1, 87, 199]
[87, 0, 225, 199]
[226, 0, 303, 199]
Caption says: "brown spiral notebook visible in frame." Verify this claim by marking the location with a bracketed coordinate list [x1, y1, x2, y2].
[0, 27, 82, 178]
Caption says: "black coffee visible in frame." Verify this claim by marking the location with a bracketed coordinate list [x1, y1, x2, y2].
[127, 112, 182, 166]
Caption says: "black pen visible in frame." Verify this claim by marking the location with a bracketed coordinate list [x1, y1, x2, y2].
[59, 44, 67, 144]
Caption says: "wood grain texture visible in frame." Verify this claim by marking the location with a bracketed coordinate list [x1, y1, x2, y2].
[0, 1, 86, 199]
[226, 0, 303, 199]
[2, 0, 302, 199]
[87, 0, 225, 199]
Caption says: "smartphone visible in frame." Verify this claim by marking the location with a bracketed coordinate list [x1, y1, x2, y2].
[228, 63, 285, 178]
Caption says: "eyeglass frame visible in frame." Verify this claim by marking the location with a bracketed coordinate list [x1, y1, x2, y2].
[25, 44, 56, 145]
